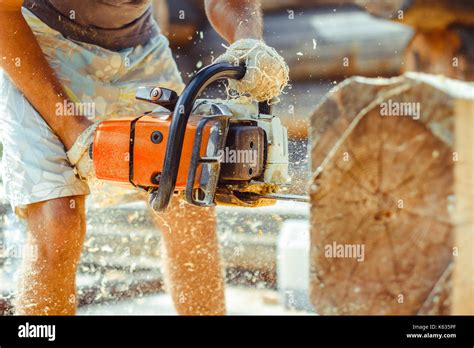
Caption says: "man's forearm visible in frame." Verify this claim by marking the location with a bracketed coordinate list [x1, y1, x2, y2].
[204, 0, 263, 43]
[0, 8, 92, 150]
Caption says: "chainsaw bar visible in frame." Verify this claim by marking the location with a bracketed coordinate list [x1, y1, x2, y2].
[244, 193, 310, 203]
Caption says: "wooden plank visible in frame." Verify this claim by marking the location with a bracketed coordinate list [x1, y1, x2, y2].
[452, 99, 474, 314]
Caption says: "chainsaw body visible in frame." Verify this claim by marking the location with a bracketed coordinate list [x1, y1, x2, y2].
[91, 63, 290, 212]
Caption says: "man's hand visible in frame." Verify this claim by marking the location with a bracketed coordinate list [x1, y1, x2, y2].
[66, 123, 98, 181]
[205, 0, 289, 102]
[215, 39, 289, 102]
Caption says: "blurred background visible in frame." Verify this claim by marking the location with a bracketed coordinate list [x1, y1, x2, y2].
[0, 0, 419, 315]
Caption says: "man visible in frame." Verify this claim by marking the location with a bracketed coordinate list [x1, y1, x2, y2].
[0, 0, 288, 315]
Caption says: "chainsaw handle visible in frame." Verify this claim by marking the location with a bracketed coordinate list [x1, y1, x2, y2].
[150, 62, 247, 212]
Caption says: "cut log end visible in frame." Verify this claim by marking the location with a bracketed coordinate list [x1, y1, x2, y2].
[309, 74, 473, 314]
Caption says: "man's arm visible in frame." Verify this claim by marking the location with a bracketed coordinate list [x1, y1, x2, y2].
[204, 0, 262, 43]
[0, 0, 91, 150]
[204, 0, 288, 103]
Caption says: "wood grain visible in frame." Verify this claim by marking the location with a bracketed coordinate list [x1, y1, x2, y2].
[309, 74, 473, 314]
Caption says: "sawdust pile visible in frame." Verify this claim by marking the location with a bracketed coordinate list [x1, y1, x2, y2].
[215, 39, 289, 102]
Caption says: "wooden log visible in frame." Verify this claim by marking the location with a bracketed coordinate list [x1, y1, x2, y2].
[263, 0, 474, 30]
[452, 99, 474, 314]
[264, 9, 411, 81]
[357, 0, 474, 31]
[173, 8, 411, 82]
[309, 73, 474, 314]
[355, 0, 409, 19]
[261, 0, 357, 11]
[403, 27, 474, 82]
[397, 0, 474, 31]
[357, 0, 474, 81]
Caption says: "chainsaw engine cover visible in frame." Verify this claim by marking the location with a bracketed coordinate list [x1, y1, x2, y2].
[92, 112, 212, 190]
[219, 122, 266, 182]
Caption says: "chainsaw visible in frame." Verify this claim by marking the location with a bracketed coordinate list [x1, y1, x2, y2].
[90, 63, 308, 212]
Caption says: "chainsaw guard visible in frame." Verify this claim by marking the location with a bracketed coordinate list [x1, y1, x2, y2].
[185, 115, 231, 207]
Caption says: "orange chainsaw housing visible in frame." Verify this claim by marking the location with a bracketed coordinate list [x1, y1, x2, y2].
[92, 112, 211, 190]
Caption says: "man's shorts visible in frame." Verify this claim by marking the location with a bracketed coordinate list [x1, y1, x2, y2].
[0, 8, 185, 211]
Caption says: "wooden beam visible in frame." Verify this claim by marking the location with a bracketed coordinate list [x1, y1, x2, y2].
[452, 99, 474, 314]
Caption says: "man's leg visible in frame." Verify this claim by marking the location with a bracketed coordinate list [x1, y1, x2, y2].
[15, 195, 86, 315]
[151, 197, 226, 315]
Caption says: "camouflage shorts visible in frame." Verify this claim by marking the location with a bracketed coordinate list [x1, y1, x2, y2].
[0, 8, 185, 210]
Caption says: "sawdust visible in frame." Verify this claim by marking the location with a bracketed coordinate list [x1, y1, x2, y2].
[215, 183, 278, 208]
[87, 180, 146, 209]
[234, 183, 279, 195]
[215, 39, 289, 102]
